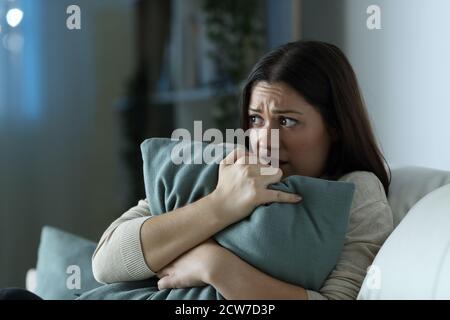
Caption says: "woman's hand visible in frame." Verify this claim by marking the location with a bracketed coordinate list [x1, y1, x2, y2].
[210, 148, 302, 226]
[155, 238, 223, 290]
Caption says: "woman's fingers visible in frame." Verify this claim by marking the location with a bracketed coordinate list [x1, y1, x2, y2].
[263, 189, 302, 204]
[260, 167, 283, 186]
[220, 147, 248, 166]
[156, 269, 169, 279]
[221, 146, 276, 169]
[218, 146, 300, 216]
[237, 154, 270, 166]
[157, 277, 170, 290]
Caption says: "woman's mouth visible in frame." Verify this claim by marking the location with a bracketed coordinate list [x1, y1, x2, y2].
[268, 160, 288, 166]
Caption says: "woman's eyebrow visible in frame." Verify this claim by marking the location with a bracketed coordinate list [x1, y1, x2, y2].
[248, 107, 262, 113]
[248, 107, 304, 115]
[272, 109, 304, 115]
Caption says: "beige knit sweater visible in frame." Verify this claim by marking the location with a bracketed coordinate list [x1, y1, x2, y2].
[91, 171, 394, 300]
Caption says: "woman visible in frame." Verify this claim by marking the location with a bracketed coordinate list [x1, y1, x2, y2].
[90, 40, 394, 300]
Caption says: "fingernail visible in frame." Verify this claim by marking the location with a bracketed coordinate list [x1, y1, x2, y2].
[296, 196, 302, 201]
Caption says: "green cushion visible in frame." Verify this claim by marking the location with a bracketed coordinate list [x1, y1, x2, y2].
[142, 138, 355, 291]
[79, 137, 355, 300]
[35, 226, 101, 300]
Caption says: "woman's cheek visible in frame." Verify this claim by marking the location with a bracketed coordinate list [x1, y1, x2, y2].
[290, 145, 317, 175]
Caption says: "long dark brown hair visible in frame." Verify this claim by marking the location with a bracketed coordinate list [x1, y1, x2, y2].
[240, 40, 391, 196]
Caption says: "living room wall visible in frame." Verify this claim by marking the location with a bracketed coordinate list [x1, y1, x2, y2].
[301, 0, 450, 171]
[0, 0, 136, 287]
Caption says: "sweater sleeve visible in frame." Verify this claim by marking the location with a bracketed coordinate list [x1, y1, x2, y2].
[92, 199, 155, 284]
[306, 171, 394, 300]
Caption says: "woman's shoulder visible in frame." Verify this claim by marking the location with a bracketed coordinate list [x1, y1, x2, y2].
[337, 171, 394, 242]
[338, 170, 388, 206]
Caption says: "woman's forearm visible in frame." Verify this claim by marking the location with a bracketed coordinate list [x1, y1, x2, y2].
[207, 248, 309, 300]
[140, 192, 235, 273]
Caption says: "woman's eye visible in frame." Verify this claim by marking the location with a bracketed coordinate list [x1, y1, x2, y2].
[280, 116, 298, 128]
[249, 115, 263, 126]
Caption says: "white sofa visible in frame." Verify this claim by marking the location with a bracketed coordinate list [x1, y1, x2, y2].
[26, 166, 450, 299]
[387, 166, 450, 228]
[358, 166, 450, 299]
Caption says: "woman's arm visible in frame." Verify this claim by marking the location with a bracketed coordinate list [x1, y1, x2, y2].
[207, 172, 394, 300]
[140, 192, 236, 274]
[306, 199, 394, 300]
[206, 201, 393, 300]
[92, 199, 155, 284]
[93, 149, 300, 284]
[141, 149, 299, 275]
[206, 247, 308, 300]
[304, 172, 395, 300]
[153, 172, 394, 298]
[92, 194, 233, 284]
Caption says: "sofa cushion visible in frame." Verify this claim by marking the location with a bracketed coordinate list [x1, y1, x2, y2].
[388, 166, 450, 226]
[34, 226, 101, 299]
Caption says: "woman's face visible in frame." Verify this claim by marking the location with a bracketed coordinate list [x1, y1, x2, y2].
[248, 81, 334, 179]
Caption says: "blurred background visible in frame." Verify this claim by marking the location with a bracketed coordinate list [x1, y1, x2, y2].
[1, 0, 449, 288]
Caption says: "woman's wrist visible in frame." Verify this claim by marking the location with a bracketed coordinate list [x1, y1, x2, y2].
[205, 191, 233, 227]
[206, 189, 250, 227]
[202, 244, 229, 285]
